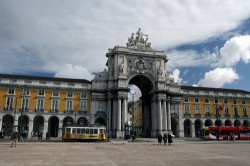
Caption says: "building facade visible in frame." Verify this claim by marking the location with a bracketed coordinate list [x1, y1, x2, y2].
[0, 29, 249, 139]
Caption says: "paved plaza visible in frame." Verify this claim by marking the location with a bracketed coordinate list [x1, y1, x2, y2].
[0, 138, 249, 166]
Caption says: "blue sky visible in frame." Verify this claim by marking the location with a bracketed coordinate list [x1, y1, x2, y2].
[1, 0, 250, 97]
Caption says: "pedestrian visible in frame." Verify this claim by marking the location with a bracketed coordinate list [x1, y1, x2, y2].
[163, 133, 167, 146]
[157, 133, 162, 146]
[10, 130, 18, 147]
[168, 133, 173, 146]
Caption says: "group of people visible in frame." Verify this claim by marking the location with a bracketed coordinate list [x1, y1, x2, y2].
[158, 133, 173, 146]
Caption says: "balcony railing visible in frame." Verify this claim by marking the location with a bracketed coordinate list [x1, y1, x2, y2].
[205, 113, 211, 117]
[34, 109, 44, 113]
[78, 111, 87, 114]
[50, 109, 58, 113]
[4, 107, 14, 111]
[242, 114, 248, 118]
[184, 113, 191, 117]
[65, 110, 73, 114]
[194, 113, 201, 118]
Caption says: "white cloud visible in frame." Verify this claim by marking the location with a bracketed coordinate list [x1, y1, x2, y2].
[212, 35, 250, 67]
[197, 67, 239, 88]
[1, 1, 250, 77]
[54, 64, 94, 80]
[169, 69, 183, 84]
[128, 85, 141, 101]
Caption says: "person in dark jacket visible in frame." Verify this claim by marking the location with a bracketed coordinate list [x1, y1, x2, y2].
[168, 133, 173, 146]
[163, 133, 167, 146]
[157, 133, 162, 146]
[10, 131, 18, 147]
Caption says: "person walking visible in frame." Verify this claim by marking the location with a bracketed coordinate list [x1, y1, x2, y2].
[157, 133, 162, 146]
[163, 133, 167, 146]
[10, 131, 18, 147]
[168, 133, 173, 146]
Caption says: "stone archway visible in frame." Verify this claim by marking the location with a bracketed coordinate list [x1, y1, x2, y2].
[95, 117, 106, 126]
[33, 115, 44, 134]
[243, 120, 250, 127]
[2, 114, 14, 136]
[48, 116, 59, 137]
[63, 117, 73, 127]
[234, 119, 241, 127]
[215, 119, 222, 126]
[18, 115, 29, 132]
[171, 118, 179, 137]
[93, 29, 182, 138]
[225, 119, 232, 126]
[77, 117, 88, 126]
[184, 119, 191, 137]
[205, 119, 212, 127]
[194, 119, 202, 137]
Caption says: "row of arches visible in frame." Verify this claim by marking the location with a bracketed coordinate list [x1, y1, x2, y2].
[183, 119, 250, 137]
[1, 114, 106, 137]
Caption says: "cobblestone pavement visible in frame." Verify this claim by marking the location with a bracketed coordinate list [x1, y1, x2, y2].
[0, 138, 249, 166]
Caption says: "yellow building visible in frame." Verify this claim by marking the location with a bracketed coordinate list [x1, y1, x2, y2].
[0, 74, 107, 138]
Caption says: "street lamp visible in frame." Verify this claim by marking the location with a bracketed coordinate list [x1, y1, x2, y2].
[233, 99, 240, 140]
[129, 90, 136, 139]
[215, 97, 219, 141]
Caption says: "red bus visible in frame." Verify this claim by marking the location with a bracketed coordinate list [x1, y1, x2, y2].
[199, 126, 250, 140]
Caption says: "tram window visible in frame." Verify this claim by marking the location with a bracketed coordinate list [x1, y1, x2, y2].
[66, 128, 71, 133]
[94, 129, 98, 134]
[205, 130, 209, 136]
[81, 128, 85, 134]
[210, 130, 217, 136]
[90, 129, 93, 134]
[77, 128, 81, 134]
[86, 129, 89, 134]
[99, 129, 104, 134]
[72, 128, 76, 134]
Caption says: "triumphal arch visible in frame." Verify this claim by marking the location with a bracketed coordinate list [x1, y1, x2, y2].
[92, 28, 183, 138]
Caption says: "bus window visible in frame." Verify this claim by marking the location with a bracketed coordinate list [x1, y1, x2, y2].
[199, 130, 204, 136]
[210, 130, 217, 136]
[94, 129, 98, 134]
[90, 129, 93, 134]
[86, 129, 89, 134]
[77, 128, 81, 134]
[81, 128, 85, 134]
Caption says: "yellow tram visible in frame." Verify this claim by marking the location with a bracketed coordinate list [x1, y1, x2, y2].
[62, 126, 106, 141]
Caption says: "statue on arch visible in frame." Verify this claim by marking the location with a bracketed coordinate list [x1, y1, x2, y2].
[136, 28, 148, 44]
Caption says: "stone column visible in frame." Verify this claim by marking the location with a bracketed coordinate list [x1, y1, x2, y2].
[162, 99, 167, 131]
[117, 98, 121, 131]
[107, 97, 112, 137]
[191, 122, 195, 137]
[0, 118, 2, 132]
[167, 101, 171, 131]
[28, 120, 34, 139]
[158, 99, 162, 133]
[122, 98, 128, 129]
[58, 119, 63, 138]
[112, 100, 117, 131]
[43, 120, 48, 138]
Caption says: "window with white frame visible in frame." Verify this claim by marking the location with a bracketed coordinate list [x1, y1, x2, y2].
[242, 107, 247, 115]
[205, 105, 210, 114]
[8, 88, 15, 95]
[21, 97, 29, 111]
[80, 100, 87, 112]
[52, 90, 59, 97]
[5, 97, 14, 110]
[214, 98, 218, 104]
[36, 99, 44, 111]
[204, 98, 209, 103]
[23, 89, 30, 95]
[234, 106, 238, 116]
[66, 100, 73, 112]
[51, 99, 59, 112]
[184, 97, 189, 103]
[80, 92, 87, 98]
[225, 106, 229, 115]
[195, 105, 200, 114]
[38, 89, 45, 96]
[184, 105, 190, 114]
[98, 101, 104, 112]
[242, 100, 246, 105]
[194, 97, 199, 103]
[67, 91, 73, 98]
[224, 99, 228, 104]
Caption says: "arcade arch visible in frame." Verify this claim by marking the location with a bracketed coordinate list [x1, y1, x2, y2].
[48, 116, 59, 137]
[33, 115, 44, 134]
[205, 119, 212, 127]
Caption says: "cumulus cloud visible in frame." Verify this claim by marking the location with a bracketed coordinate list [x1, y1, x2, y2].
[54, 64, 94, 80]
[212, 35, 250, 67]
[169, 69, 183, 84]
[128, 85, 141, 101]
[197, 67, 239, 88]
[1, 1, 250, 77]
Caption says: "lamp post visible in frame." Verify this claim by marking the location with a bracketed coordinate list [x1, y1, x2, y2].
[233, 99, 240, 140]
[12, 85, 19, 135]
[129, 90, 136, 140]
[215, 97, 219, 141]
